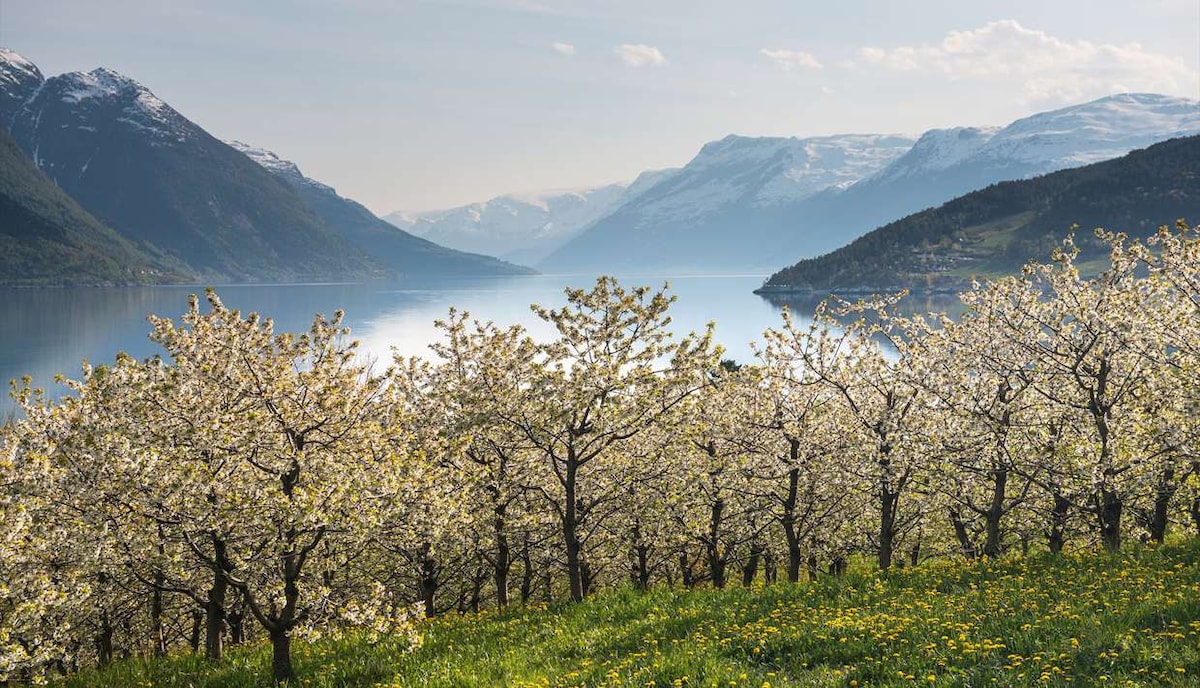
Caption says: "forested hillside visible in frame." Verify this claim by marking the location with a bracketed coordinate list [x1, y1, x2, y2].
[0, 130, 187, 286]
[759, 136, 1199, 294]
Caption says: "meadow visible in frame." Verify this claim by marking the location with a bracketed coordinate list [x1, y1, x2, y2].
[59, 540, 1200, 687]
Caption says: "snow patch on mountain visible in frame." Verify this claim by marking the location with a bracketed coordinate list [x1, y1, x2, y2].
[226, 140, 335, 193]
[0, 47, 42, 88]
[610, 134, 915, 228]
[975, 93, 1200, 171]
[387, 171, 679, 264]
[867, 127, 1001, 184]
[755, 135, 917, 204]
[37, 68, 192, 141]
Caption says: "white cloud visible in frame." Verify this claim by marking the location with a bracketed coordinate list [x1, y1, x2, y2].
[615, 43, 666, 67]
[551, 41, 576, 56]
[859, 20, 1200, 104]
[760, 48, 823, 71]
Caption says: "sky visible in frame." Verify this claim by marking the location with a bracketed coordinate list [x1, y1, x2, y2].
[3, 0, 1198, 214]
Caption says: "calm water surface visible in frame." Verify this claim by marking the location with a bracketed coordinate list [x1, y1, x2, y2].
[1, 273, 965, 417]
[1, 273, 800, 417]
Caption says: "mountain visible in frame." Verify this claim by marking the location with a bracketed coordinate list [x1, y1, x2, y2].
[544, 94, 1199, 275]
[757, 135, 1200, 296]
[4, 62, 388, 282]
[385, 168, 678, 266]
[0, 128, 187, 286]
[3, 60, 380, 283]
[542, 134, 917, 273]
[787, 94, 1200, 261]
[0, 48, 42, 130]
[227, 142, 533, 277]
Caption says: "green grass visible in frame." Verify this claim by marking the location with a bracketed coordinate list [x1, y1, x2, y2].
[59, 541, 1200, 687]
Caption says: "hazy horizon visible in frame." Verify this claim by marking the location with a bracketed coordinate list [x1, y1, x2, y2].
[5, 0, 1198, 214]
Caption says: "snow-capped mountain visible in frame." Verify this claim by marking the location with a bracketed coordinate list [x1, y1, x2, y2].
[227, 140, 334, 193]
[2, 57, 382, 282]
[546, 93, 1199, 274]
[782, 93, 1200, 263]
[865, 127, 1002, 185]
[867, 93, 1199, 187]
[386, 167, 679, 265]
[970, 93, 1200, 169]
[227, 139, 534, 277]
[0, 47, 43, 129]
[541, 134, 916, 273]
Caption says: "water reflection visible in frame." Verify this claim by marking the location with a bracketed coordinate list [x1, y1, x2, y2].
[1, 274, 796, 417]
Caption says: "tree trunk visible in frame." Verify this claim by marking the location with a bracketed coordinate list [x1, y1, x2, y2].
[949, 508, 978, 559]
[95, 613, 114, 666]
[189, 609, 203, 653]
[205, 571, 228, 661]
[983, 467, 1008, 557]
[706, 498, 726, 589]
[741, 543, 762, 587]
[270, 629, 294, 684]
[782, 453, 803, 584]
[1097, 488, 1122, 553]
[1191, 495, 1200, 537]
[580, 559, 595, 597]
[150, 574, 167, 657]
[563, 456, 585, 602]
[419, 549, 439, 618]
[469, 563, 487, 613]
[829, 554, 847, 577]
[1047, 492, 1070, 554]
[632, 544, 651, 591]
[806, 553, 819, 582]
[493, 508, 511, 609]
[1149, 468, 1176, 544]
[519, 536, 534, 603]
[879, 483, 899, 570]
[679, 551, 696, 589]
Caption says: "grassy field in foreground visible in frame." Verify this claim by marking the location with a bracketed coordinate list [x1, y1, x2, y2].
[60, 541, 1200, 687]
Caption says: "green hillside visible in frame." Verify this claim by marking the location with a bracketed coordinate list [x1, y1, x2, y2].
[0, 130, 187, 286]
[58, 541, 1200, 687]
[759, 136, 1200, 295]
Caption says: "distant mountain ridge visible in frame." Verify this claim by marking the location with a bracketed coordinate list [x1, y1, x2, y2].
[0, 48, 532, 285]
[540, 93, 1199, 274]
[228, 141, 534, 278]
[384, 167, 679, 265]
[541, 134, 917, 273]
[758, 135, 1200, 296]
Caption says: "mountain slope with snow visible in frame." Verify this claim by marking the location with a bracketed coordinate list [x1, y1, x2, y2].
[0, 48, 43, 130]
[385, 167, 680, 265]
[780, 93, 1200, 263]
[542, 134, 916, 272]
[543, 93, 1198, 275]
[3, 55, 378, 282]
[228, 141, 534, 277]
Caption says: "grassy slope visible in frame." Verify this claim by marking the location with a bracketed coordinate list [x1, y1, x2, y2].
[61, 541, 1200, 687]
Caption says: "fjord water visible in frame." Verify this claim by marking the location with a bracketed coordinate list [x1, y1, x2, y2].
[0, 274, 787, 418]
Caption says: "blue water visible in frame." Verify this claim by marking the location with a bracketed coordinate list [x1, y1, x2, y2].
[0, 273, 798, 418]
